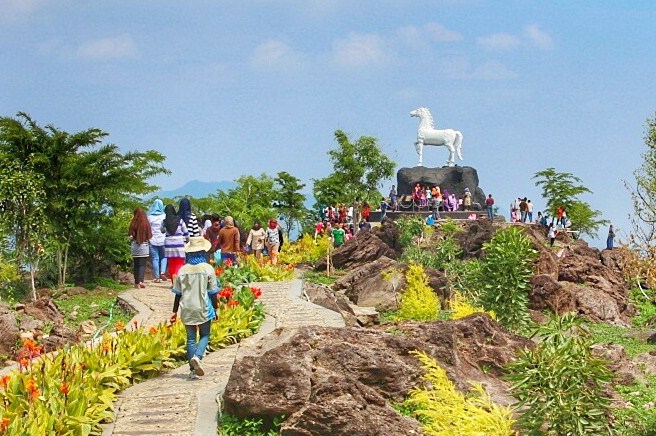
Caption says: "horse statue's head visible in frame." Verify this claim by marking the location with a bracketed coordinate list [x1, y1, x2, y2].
[410, 107, 434, 127]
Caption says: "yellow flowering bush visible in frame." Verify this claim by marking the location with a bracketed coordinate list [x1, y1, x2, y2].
[449, 291, 496, 320]
[278, 233, 330, 266]
[397, 264, 439, 321]
[404, 350, 516, 435]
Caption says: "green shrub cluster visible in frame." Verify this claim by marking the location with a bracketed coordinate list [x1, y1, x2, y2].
[396, 216, 426, 247]
[506, 313, 613, 435]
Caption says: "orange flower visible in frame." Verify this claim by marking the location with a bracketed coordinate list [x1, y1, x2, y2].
[22, 338, 36, 351]
[149, 326, 158, 335]
[215, 267, 224, 276]
[101, 342, 110, 352]
[25, 379, 39, 400]
[132, 320, 139, 329]
[0, 375, 9, 390]
[59, 383, 69, 395]
[115, 321, 125, 331]
[224, 258, 233, 267]
[227, 300, 239, 308]
[0, 417, 9, 432]
[19, 358, 29, 368]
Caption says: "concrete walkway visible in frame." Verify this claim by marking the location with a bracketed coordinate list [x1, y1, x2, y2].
[103, 278, 344, 436]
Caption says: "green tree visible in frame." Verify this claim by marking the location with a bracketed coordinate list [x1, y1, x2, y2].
[627, 113, 656, 248]
[0, 158, 46, 300]
[533, 167, 607, 238]
[212, 174, 279, 230]
[0, 112, 169, 286]
[313, 130, 395, 207]
[273, 171, 307, 236]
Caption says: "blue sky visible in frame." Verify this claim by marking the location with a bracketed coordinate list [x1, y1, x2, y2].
[3, 1, 656, 245]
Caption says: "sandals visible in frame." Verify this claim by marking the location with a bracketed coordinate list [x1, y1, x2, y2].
[153, 279, 162, 283]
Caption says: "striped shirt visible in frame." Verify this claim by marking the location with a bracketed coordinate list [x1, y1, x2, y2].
[162, 219, 189, 259]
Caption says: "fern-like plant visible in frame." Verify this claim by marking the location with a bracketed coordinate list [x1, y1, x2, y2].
[403, 350, 516, 435]
[397, 264, 439, 321]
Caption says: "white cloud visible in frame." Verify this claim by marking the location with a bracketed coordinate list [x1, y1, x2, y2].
[424, 22, 463, 42]
[252, 39, 294, 66]
[472, 60, 518, 80]
[76, 34, 138, 60]
[524, 24, 554, 49]
[332, 32, 388, 67]
[477, 32, 520, 50]
[1, 0, 38, 22]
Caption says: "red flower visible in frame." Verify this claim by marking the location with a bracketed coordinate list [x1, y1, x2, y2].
[59, 383, 70, 395]
[227, 300, 239, 308]
[215, 267, 224, 276]
[219, 287, 233, 299]
[1, 417, 9, 432]
[224, 258, 233, 267]
[132, 320, 139, 329]
[250, 287, 262, 299]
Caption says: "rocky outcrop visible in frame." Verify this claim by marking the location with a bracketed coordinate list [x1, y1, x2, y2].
[303, 282, 380, 327]
[223, 314, 532, 434]
[372, 218, 403, 255]
[523, 228, 630, 325]
[397, 166, 486, 210]
[315, 230, 396, 272]
[0, 305, 20, 360]
[455, 219, 495, 258]
[332, 257, 405, 311]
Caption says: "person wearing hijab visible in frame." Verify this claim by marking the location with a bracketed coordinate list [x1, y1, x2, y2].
[147, 199, 167, 282]
[246, 221, 266, 258]
[217, 215, 240, 264]
[128, 207, 153, 288]
[178, 197, 200, 237]
[162, 204, 189, 284]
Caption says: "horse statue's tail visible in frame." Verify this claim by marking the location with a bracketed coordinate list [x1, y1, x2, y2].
[454, 131, 463, 160]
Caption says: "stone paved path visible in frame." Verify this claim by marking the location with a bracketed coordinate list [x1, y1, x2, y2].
[103, 278, 344, 436]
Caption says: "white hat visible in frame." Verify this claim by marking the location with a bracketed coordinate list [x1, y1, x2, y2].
[185, 236, 212, 253]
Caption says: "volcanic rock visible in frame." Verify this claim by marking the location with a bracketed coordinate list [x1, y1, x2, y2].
[315, 230, 396, 272]
[332, 257, 405, 311]
[397, 166, 486, 210]
[222, 314, 532, 434]
[455, 219, 495, 258]
[0, 309, 20, 358]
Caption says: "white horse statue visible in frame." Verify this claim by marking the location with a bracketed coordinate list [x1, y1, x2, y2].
[410, 107, 463, 167]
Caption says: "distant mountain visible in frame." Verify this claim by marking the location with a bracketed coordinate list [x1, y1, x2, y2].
[148, 180, 235, 200]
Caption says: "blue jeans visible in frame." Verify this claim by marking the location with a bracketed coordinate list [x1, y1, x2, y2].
[150, 244, 167, 279]
[486, 206, 494, 221]
[185, 320, 211, 368]
[520, 211, 527, 222]
[527, 212, 533, 222]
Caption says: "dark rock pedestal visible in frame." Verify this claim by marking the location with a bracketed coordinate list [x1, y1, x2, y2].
[397, 166, 486, 209]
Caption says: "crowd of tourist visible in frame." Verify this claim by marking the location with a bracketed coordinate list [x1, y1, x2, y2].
[127, 197, 286, 289]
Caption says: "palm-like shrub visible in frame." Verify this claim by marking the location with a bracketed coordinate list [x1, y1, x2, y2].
[479, 226, 537, 331]
[506, 313, 613, 435]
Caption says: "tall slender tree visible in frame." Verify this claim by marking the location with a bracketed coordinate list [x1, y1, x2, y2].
[627, 113, 656, 248]
[313, 129, 395, 207]
[274, 171, 307, 235]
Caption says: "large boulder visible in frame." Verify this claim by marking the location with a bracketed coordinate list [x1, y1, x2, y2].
[0, 306, 20, 359]
[397, 166, 486, 209]
[332, 257, 406, 311]
[371, 218, 403, 255]
[303, 282, 358, 327]
[223, 314, 532, 434]
[315, 230, 396, 271]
